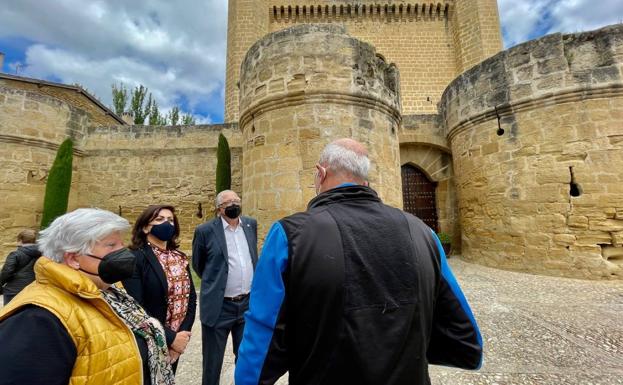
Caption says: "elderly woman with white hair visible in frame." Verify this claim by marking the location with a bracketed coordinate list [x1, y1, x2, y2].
[0, 208, 175, 385]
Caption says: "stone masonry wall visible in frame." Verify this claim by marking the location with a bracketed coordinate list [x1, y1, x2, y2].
[76, 124, 243, 254]
[225, 0, 270, 122]
[268, 1, 457, 115]
[239, 24, 403, 240]
[451, 0, 503, 73]
[0, 81, 113, 261]
[440, 24, 623, 279]
[225, 1, 503, 119]
[1, 77, 122, 128]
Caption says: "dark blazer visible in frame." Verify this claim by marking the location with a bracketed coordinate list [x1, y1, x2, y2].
[123, 245, 197, 346]
[192, 216, 258, 327]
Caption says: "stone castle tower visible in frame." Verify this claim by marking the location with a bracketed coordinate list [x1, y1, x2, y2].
[224, 0, 503, 122]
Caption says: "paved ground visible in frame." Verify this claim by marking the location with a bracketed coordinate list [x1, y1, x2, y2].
[177, 258, 623, 385]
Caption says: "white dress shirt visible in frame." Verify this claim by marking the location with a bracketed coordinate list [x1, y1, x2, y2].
[221, 216, 254, 297]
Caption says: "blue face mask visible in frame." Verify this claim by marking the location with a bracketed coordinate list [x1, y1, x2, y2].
[150, 221, 176, 242]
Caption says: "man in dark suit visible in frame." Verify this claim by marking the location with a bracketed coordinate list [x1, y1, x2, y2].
[192, 190, 258, 385]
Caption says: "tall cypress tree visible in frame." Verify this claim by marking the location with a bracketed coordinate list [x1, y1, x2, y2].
[40, 138, 74, 229]
[215, 133, 231, 193]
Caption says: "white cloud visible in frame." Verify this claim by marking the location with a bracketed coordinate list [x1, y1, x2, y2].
[0, 0, 228, 120]
[498, 0, 623, 48]
[497, 0, 553, 47]
[547, 0, 623, 34]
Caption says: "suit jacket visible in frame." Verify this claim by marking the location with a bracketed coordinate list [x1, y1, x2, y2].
[192, 215, 258, 327]
[123, 245, 197, 346]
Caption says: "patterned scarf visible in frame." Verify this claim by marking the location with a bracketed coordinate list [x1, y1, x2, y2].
[101, 286, 176, 385]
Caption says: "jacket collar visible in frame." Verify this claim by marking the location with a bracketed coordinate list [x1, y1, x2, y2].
[307, 185, 381, 210]
[34, 257, 101, 298]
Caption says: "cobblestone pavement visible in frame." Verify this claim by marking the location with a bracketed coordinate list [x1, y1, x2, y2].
[177, 258, 623, 385]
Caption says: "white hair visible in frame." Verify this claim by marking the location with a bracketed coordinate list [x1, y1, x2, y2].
[215, 190, 239, 208]
[37, 208, 130, 263]
[319, 142, 370, 180]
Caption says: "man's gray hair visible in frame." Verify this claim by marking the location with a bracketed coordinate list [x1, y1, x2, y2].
[37, 208, 130, 263]
[215, 190, 238, 208]
[319, 141, 370, 180]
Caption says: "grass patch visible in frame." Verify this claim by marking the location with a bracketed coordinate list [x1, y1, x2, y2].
[191, 269, 201, 288]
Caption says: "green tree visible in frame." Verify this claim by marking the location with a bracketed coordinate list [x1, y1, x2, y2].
[130, 85, 152, 124]
[111, 83, 128, 116]
[169, 106, 180, 126]
[215, 133, 231, 193]
[181, 114, 196, 125]
[148, 100, 167, 125]
[40, 138, 74, 229]
[111, 83, 198, 125]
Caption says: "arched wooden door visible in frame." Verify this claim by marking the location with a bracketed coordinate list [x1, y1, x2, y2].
[401, 164, 438, 231]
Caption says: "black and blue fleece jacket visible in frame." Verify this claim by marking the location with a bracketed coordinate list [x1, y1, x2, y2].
[235, 185, 482, 385]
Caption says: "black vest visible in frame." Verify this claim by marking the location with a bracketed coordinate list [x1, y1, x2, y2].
[278, 185, 441, 385]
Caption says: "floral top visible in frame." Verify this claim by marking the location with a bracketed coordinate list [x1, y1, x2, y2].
[150, 244, 192, 332]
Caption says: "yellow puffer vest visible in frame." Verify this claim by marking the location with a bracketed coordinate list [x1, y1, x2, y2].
[0, 258, 142, 385]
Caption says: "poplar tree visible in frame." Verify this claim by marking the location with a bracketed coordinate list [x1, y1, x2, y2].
[111, 83, 128, 116]
[40, 138, 73, 229]
[215, 133, 231, 193]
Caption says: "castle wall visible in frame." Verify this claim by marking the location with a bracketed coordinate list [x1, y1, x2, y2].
[0, 75, 244, 260]
[0, 76, 123, 128]
[239, 24, 403, 240]
[0, 79, 117, 261]
[76, 124, 243, 254]
[440, 24, 623, 279]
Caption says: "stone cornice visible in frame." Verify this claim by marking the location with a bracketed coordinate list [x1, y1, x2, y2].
[447, 83, 623, 141]
[269, 2, 452, 23]
[0, 134, 86, 156]
[240, 90, 402, 129]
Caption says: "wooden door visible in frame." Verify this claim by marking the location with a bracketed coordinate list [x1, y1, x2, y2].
[401, 164, 438, 231]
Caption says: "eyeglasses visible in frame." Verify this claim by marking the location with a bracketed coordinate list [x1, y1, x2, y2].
[219, 199, 241, 208]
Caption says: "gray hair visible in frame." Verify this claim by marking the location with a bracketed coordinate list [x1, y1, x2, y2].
[319, 142, 370, 180]
[37, 208, 130, 263]
[215, 190, 238, 208]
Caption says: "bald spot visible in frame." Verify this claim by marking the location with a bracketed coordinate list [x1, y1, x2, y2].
[331, 138, 368, 157]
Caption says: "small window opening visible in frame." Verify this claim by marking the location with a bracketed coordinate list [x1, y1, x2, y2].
[569, 167, 582, 197]
[196, 202, 203, 218]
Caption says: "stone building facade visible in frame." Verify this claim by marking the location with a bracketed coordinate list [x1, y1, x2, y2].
[1, 2, 622, 279]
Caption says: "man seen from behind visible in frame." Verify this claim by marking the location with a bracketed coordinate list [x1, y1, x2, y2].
[235, 138, 483, 385]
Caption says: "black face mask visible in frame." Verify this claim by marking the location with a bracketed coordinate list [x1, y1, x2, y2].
[150, 221, 176, 242]
[81, 248, 136, 284]
[224, 204, 242, 219]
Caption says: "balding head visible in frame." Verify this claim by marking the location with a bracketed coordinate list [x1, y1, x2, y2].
[315, 138, 371, 193]
[319, 138, 370, 180]
[331, 138, 368, 158]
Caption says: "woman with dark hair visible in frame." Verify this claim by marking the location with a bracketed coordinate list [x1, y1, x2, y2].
[123, 205, 197, 373]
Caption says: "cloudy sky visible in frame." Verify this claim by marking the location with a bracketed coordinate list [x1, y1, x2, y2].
[1, 0, 622, 124]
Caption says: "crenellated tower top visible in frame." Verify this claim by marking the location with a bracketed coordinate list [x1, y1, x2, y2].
[224, 0, 502, 122]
